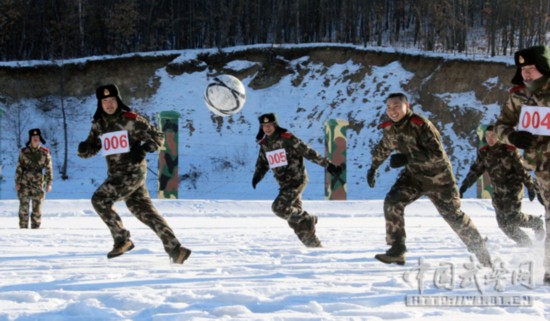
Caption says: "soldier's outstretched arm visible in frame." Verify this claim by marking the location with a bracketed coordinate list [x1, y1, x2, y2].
[461, 152, 485, 190]
[252, 149, 269, 188]
[512, 154, 538, 201]
[134, 116, 164, 152]
[15, 151, 24, 188]
[367, 136, 393, 188]
[511, 151, 535, 187]
[295, 137, 329, 167]
[45, 150, 53, 189]
[371, 135, 393, 170]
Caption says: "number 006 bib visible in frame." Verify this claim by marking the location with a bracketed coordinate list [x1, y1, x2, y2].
[266, 148, 288, 169]
[518, 105, 550, 136]
[101, 130, 130, 156]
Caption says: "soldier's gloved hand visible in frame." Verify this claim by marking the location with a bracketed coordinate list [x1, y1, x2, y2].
[252, 173, 261, 189]
[459, 185, 468, 198]
[527, 185, 537, 202]
[367, 168, 377, 188]
[389, 153, 408, 168]
[508, 131, 534, 149]
[129, 143, 146, 162]
[327, 163, 342, 176]
[78, 141, 88, 154]
[141, 141, 157, 153]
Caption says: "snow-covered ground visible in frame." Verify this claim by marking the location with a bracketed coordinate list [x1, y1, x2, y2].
[1, 198, 549, 320]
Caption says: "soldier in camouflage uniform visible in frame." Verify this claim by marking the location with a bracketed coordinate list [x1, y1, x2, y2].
[15, 128, 53, 229]
[252, 113, 342, 247]
[78, 84, 191, 264]
[367, 93, 491, 266]
[459, 125, 544, 247]
[494, 46, 550, 284]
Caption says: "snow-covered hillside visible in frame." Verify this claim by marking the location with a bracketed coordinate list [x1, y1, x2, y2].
[0, 44, 509, 200]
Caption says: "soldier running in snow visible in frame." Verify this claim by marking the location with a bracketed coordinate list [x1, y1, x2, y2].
[367, 93, 491, 266]
[494, 45, 550, 284]
[252, 113, 342, 247]
[78, 84, 191, 264]
[459, 125, 544, 246]
[15, 128, 53, 229]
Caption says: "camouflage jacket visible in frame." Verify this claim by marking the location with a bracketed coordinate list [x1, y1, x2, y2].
[371, 111, 456, 185]
[462, 143, 536, 192]
[254, 130, 329, 187]
[15, 145, 53, 194]
[78, 110, 164, 177]
[495, 79, 550, 171]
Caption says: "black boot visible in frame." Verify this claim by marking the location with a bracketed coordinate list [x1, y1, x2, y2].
[467, 238, 492, 267]
[170, 245, 192, 264]
[107, 239, 135, 259]
[289, 213, 322, 248]
[19, 218, 28, 229]
[374, 243, 407, 265]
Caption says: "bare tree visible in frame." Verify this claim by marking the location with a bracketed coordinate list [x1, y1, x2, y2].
[0, 0, 549, 61]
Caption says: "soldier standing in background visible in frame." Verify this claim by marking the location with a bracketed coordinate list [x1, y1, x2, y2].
[495, 45, 550, 284]
[459, 125, 544, 247]
[78, 84, 191, 264]
[252, 113, 342, 248]
[15, 128, 53, 229]
[367, 93, 491, 266]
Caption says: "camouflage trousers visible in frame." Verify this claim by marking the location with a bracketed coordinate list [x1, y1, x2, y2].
[492, 187, 542, 246]
[384, 171, 486, 252]
[534, 169, 550, 273]
[272, 182, 320, 246]
[91, 174, 181, 255]
[18, 191, 44, 228]
[272, 182, 308, 222]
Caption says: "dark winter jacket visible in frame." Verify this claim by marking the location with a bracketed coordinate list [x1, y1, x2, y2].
[253, 130, 329, 187]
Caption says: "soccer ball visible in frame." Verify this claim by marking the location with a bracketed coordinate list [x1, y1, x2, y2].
[204, 74, 246, 117]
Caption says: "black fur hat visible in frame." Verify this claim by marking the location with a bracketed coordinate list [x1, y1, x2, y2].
[256, 113, 284, 141]
[259, 113, 278, 125]
[511, 46, 550, 85]
[93, 84, 130, 120]
[26, 128, 46, 146]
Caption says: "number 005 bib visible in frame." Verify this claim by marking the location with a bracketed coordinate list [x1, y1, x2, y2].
[266, 148, 288, 168]
[101, 130, 130, 156]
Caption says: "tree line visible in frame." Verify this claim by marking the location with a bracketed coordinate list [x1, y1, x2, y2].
[0, 0, 548, 61]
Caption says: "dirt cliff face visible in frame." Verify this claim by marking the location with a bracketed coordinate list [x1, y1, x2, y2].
[0, 45, 514, 142]
[0, 54, 179, 101]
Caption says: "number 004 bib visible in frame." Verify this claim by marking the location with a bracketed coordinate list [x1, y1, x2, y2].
[518, 105, 550, 136]
[266, 148, 288, 169]
[101, 130, 130, 156]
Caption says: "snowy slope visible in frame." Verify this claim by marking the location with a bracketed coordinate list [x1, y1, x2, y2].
[0, 44, 506, 200]
[0, 199, 548, 320]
